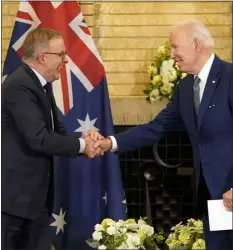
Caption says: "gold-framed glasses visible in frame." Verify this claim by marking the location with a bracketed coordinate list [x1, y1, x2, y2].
[43, 51, 67, 59]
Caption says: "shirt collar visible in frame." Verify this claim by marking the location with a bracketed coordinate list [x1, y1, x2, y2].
[30, 67, 47, 88]
[194, 53, 215, 83]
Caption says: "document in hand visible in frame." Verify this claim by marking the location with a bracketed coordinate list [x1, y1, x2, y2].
[207, 200, 233, 231]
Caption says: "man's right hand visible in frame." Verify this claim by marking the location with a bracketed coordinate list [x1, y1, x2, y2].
[83, 134, 113, 158]
[83, 136, 104, 159]
[94, 137, 112, 153]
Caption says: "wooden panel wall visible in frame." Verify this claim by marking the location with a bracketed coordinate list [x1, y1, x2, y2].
[93, 2, 232, 97]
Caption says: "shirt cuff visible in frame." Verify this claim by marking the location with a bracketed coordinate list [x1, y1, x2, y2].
[79, 138, 86, 153]
[109, 136, 118, 152]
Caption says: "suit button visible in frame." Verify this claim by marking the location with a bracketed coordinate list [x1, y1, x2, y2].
[48, 173, 50, 176]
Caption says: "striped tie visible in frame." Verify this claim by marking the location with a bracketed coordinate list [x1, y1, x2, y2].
[193, 76, 201, 115]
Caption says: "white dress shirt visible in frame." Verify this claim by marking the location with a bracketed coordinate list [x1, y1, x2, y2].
[110, 53, 215, 151]
[195, 53, 215, 101]
[31, 67, 85, 153]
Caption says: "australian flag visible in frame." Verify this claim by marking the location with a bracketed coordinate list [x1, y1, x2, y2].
[2, 1, 126, 249]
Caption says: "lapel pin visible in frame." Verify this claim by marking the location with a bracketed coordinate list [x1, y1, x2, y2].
[209, 104, 215, 108]
[212, 80, 216, 83]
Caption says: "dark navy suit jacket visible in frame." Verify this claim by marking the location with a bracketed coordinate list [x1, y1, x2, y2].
[115, 56, 233, 199]
[1, 64, 81, 219]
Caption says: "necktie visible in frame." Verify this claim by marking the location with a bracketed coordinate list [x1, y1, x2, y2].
[44, 82, 52, 105]
[193, 76, 201, 115]
[44, 83, 54, 129]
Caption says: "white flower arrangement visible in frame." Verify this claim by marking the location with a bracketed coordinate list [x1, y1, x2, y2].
[165, 218, 205, 249]
[86, 218, 164, 249]
[144, 42, 187, 103]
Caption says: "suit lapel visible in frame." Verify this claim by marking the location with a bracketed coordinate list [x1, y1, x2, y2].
[22, 63, 45, 94]
[22, 64, 53, 129]
[198, 56, 222, 130]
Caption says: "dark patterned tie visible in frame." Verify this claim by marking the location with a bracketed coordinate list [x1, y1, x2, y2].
[193, 76, 201, 115]
[44, 83, 52, 108]
[44, 83, 54, 129]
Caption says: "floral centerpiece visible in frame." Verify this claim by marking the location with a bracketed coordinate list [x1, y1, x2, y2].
[165, 218, 205, 249]
[86, 218, 164, 249]
[144, 42, 187, 103]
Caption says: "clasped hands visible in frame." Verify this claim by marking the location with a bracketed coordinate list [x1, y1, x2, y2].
[82, 129, 112, 159]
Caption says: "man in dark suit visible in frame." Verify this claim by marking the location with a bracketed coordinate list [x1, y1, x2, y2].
[96, 20, 233, 249]
[1, 28, 102, 250]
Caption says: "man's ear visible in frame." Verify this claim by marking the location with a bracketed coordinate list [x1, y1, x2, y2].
[193, 38, 202, 53]
[36, 53, 45, 64]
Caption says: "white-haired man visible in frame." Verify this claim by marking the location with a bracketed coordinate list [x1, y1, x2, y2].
[96, 20, 233, 249]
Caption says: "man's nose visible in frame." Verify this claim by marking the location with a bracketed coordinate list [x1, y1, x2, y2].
[63, 55, 68, 64]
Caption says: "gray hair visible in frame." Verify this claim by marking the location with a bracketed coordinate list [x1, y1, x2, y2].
[22, 28, 62, 59]
[175, 20, 214, 48]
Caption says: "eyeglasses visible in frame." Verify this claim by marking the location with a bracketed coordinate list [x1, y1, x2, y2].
[43, 51, 67, 59]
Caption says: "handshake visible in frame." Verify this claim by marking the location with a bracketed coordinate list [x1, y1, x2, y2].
[82, 129, 113, 159]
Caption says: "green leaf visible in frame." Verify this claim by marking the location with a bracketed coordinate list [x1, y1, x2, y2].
[143, 90, 150, 95]
[86, 239, 100, 249]
[140, 216, 148, 221]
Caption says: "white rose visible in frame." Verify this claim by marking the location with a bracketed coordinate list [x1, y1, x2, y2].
[160, 60, 177, 83]
[109, 222, 115, 227]
[168, 59, 175, 65]
[139, 224, 154, 236]
[161, 74, 170, 84]
[115, 220, 124, 229]
[131, 235, 141, 246]
[107, 226, 116, 235]
[92, 231, 102, 241]
[162, 60, 169, 67]
[126, 233, 141, 247]
[117, 242, 128, 249]
[162, 68, 177, 83]
[149, 89, 161, 103]
[98, 245, 107, 249]
[149, 96, 156, 103]
[160, 82, 174, 95]
[165, 82, 174, 88]
[95, 224, 103, 232]
[151, 88, 160, 96]
[138, 219, 146, 226]
[125, 223, 138, 230]
[120, 227, 127, 234]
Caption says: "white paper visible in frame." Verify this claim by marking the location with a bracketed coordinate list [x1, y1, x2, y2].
[207, 199, 232, 231]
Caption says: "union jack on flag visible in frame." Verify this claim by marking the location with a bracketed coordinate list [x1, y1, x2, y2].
[3, 1, 126, 249]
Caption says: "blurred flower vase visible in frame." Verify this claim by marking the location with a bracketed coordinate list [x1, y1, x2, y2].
[86, 218, 165, 249]
[144, 42, 187, 103]
[165, 218, 205, 250]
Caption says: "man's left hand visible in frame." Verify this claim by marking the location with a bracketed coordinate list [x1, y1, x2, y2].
[83, 136, 103, 159]
[82, 129, 104, 159]
[83, 129, 104, 141]
[223, 189, 232, 211]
